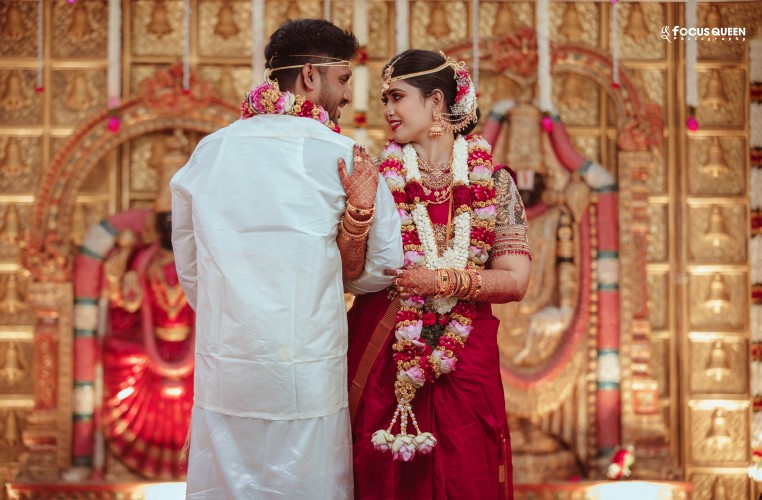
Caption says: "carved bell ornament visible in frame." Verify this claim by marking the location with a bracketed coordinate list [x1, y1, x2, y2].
[625, 3, 649, 42]
[285, 1, 300, 21]
[560, 74, 584, 108]
[1, 72, 29, 111]
[705, 341, 731, 381]
[67, 3, 94, 43]
[215, 0, 239, 40]
[703, 274, 730, 315]
[1, 138, 25, 180]
[2, 4, 24, 42]
[1, 342, 24, 385]
[704, 206, 730, 248]
[426, 3, 450, 39]
[217, 67, 237, 100]
[65, 73, 93, 111]
[701, 137, 730, 178]
[705, 5, 723, 30]
[147, 1, 173, 38]
[706, 409, 732, 448]
[702, 70, 728, 111]
[493, 3, 516, 35]
[559, 3, 584, 41]
[0, 273, 26, 315]
[0, 205, 19, 245]
[2, 411, 19, 448]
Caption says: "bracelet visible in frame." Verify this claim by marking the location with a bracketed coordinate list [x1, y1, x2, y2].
[346, 201, 375, 217]
[463, 269, 482, 301]
[343, 210, 374, 229]
[436, 268, 457, 298]
[339, 216, 371, 240]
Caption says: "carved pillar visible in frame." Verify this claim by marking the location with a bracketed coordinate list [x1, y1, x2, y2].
[618, 151, 669, 472]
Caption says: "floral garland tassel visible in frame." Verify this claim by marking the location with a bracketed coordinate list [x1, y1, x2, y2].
[373, 134, 497, 462]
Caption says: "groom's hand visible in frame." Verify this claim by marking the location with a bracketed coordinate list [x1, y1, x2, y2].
[338, 144, 378, 210]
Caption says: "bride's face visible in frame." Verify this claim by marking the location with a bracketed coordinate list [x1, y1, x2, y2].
[381, 80, 437, 144]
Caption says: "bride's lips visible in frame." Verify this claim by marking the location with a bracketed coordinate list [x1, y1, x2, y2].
[388, 120, 401, 130]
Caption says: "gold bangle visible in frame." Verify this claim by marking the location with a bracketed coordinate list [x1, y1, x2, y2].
[346, 201, 375, 217]
[463, 269, 482, 301]
[339, 217, 371, 240]
[343, 210, 374, 228]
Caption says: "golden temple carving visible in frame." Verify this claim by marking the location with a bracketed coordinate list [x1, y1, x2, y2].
[1, 341, 26, 386]
[426, 3, 451, 39]
[559, 3, 584, 41]
[1, 71, 29, 111]
[215, 0, 239, 40]
[703, 70, 729, 111]
[147, 1, 173, 39]
[493, 3, 516, 36]
[67, 3, 96, 44]
[625, 3, 649, 42]
[2, 4, 24, 42]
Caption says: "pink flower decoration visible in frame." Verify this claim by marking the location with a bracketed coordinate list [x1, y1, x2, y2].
[395, 321, 423, 342]
[392, 435, 416, 462]
[541, 116, 554, 133]
[403, 295, 425, 308]
[107, 116, 120, 133]
[474, 206, 496, 220]
[403, 250, 424, 267]
[371, 430, 395, 452]
[414, 432, 437, 454]
[397, 208, 412, 225]
[686, 116, 699, 131]
[399, 366, 426, 388]
[447, 320, 473, 340]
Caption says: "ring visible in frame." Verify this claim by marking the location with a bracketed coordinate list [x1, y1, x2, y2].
[398, 285, 404, 292]
[396, 269, 403, 277]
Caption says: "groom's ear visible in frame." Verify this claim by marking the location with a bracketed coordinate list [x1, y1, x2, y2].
[300, 64, 318, 91]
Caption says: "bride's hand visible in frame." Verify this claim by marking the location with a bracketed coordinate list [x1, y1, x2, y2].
[338, 144, 377, 210]
[384, 268, 438, 298]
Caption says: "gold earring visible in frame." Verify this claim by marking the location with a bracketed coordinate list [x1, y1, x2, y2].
[429, 110, 444, 137]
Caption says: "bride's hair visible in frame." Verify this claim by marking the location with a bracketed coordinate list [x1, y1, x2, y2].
[382, 49, 480, 135]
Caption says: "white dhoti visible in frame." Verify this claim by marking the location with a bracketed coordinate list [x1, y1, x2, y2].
[186, 406, 352, 499]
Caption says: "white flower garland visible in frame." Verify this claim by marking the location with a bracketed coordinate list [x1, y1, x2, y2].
[403, 137, 471, 272]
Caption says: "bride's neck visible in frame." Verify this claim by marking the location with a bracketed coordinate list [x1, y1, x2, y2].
[411, 134, 455, 164]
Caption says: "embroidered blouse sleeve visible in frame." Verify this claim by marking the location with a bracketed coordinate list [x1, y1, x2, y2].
[491, 168, 532, 261]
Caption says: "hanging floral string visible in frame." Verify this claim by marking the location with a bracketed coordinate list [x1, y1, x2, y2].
[352, 0, 369, 144]
[107, 0, 122, 132]
[252, 0, 265, 88]
[182, 0, 191, 93]
[537, 0, 553, 133]
[36, 0, 43, 92]
[396, 0, 409, 52]
[472, 0, 479, 92]
[324, 0, 332, 22]
[686, 0, 699, 131]
[611, 0, 620, 89]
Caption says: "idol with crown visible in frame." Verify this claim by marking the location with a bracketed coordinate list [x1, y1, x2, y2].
[346, 50, 532, 499]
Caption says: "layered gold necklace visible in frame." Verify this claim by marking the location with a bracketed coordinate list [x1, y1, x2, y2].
[417, 153, 452, 204]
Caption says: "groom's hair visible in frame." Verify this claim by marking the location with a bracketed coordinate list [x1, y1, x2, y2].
[265, 19, 359, 91]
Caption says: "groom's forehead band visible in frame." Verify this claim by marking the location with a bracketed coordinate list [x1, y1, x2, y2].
[267, 54, 351, 73]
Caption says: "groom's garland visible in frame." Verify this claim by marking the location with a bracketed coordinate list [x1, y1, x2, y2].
[240, 81, 340, 133]
[372, 134, 497, 461]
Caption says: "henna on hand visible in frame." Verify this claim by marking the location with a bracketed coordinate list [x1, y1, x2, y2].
[339, 144, 378, 210]
[385, 267, 438, 297]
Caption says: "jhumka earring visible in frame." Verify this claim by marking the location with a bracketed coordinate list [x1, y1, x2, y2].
[429, 110, 444, 137]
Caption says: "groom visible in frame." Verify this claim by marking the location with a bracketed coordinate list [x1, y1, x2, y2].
[172, 19, 403, 499]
